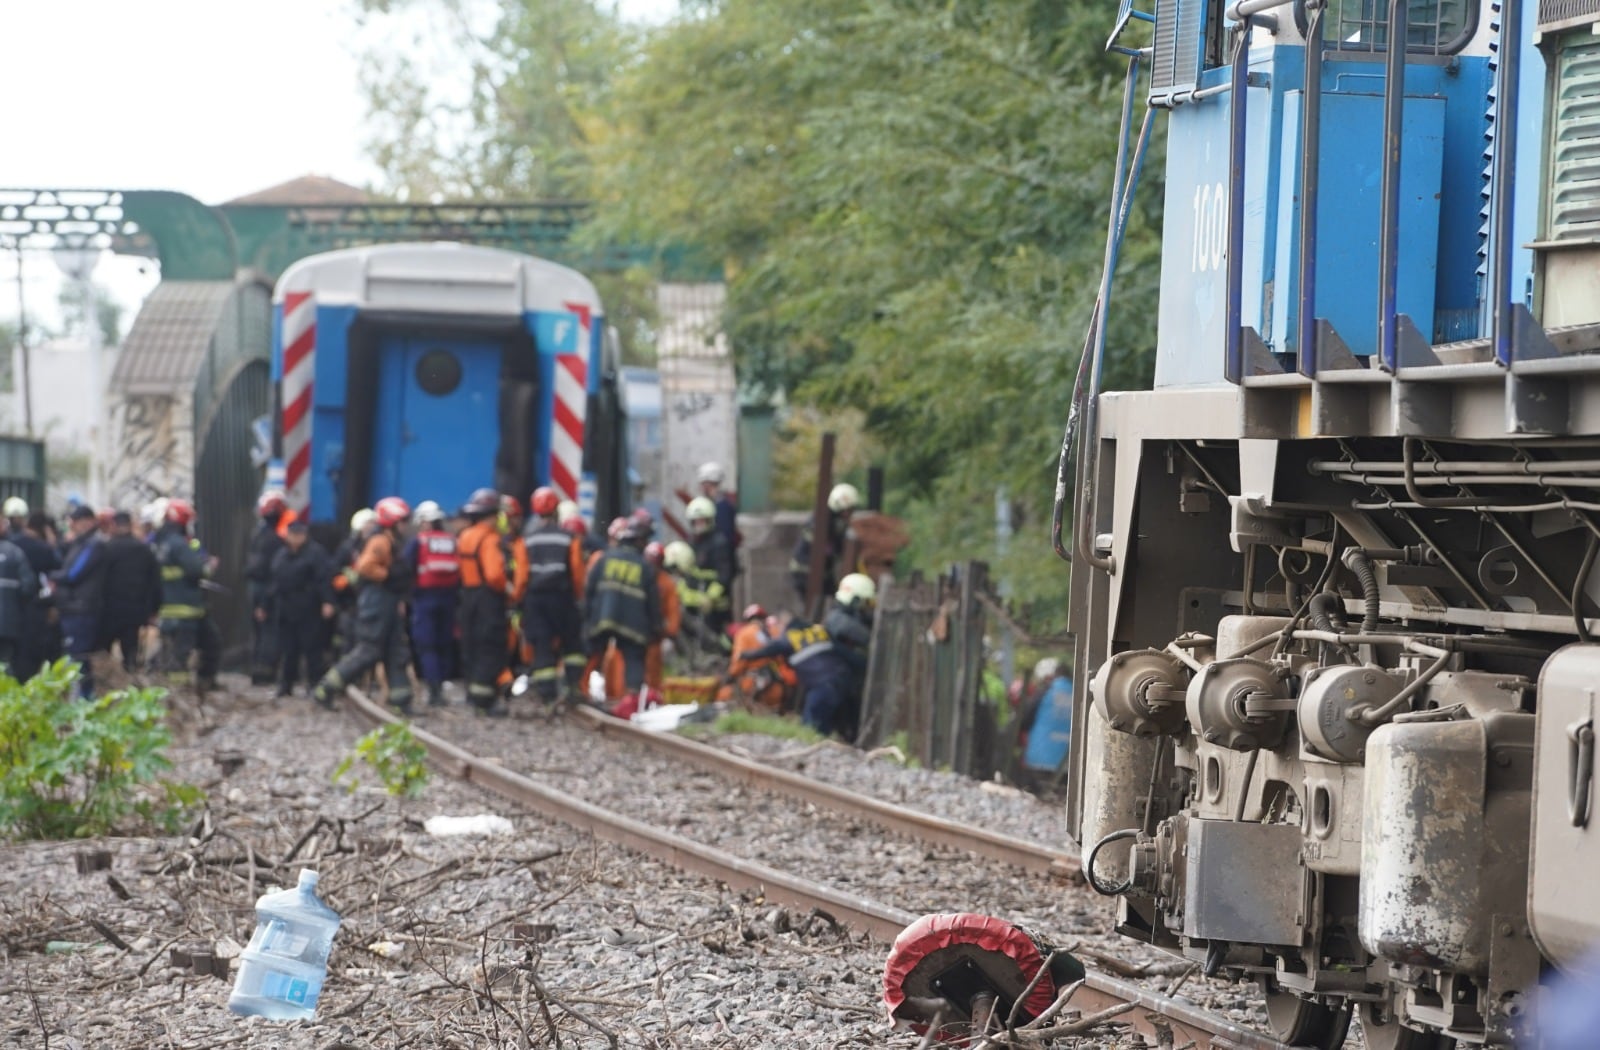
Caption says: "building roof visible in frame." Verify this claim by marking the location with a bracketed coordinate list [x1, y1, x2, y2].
[223, 175, 372, 207]
[111, 281, 237, 393]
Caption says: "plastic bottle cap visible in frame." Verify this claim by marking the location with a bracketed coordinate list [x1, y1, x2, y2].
[298, 869, 319, 888]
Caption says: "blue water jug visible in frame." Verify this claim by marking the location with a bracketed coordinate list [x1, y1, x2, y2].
[228, 868, 341, 1019]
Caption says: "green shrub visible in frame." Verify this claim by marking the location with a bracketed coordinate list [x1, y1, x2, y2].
[335, 722, 430, 798]
[0, 661, 203, 839]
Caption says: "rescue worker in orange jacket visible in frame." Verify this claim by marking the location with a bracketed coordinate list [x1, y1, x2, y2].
[313, 496, 414, 713]
[456, 488, 510, 715]
[718, 604, 797, 711]
[642, 540, 681, 701]
[499, 494, 531, 689]
[521, 487, 588, 704]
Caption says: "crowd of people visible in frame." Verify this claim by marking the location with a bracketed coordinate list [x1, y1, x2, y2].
[0, 494, 218, 696]
[0, 462, 882, 740]
[228, 463, 880, 738]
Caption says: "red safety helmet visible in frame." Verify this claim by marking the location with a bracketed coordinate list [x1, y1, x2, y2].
[643, 541, 665, 566]
[499, 494, 522, 520]
[165, 498, 196, 526]
[607, 516, 629, 542]
[529, 486, 560, 517]
[374, 496, 411, 528]
[742, 603, 767, 621]
[561, 516, 587, 536]
[462, 487, 500, 517]
[257, 489, 287, 518]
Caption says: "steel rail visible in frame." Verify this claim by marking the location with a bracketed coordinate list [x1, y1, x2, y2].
[566, 703, 1079, 879]
[343, 688, 1292, 1050]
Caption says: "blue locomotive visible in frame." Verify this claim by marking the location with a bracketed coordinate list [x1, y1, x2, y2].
[1065, 0, 1600, 1044]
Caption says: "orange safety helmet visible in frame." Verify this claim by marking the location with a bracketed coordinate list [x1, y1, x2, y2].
[529, 486, 560, 517]
[374, 496, 411, 527]
[165, 498, 196, 526]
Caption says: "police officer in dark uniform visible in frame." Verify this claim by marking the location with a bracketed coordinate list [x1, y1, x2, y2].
[153, 499, 220, 693]
[313, 496, 414, 713]
[0, 523, 38, 674]
[522, 486, 587, 705]
[245, 490, 290, 683]
[586, 516, 662, 720]
[11, 509, 61, 681]
[268, 519, 335, 698]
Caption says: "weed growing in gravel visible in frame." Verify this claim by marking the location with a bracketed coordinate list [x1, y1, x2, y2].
[684, 709, 823, 743]
[335, 722, 430, 798]
[0, 660, 204, 839]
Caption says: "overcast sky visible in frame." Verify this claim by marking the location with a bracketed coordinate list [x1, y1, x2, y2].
[0, 0, 675, 333]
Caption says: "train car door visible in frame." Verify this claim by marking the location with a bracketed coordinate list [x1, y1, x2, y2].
[370, 334, 503, 509]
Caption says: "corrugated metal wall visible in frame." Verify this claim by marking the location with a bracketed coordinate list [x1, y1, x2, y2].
[0, 437, 46, 510]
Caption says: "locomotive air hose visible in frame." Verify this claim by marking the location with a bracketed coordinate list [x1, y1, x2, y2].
[1342, 549, 1381, 633]
[1085, 828, 1140, 897]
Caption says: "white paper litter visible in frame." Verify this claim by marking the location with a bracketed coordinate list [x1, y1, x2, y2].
[629, 703, 704, 732]
[423, 814, 515, 837]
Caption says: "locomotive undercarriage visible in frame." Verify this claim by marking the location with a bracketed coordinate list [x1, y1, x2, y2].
[1069, 386, 1600, 1048]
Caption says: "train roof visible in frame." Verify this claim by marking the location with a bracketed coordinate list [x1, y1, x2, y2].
[273, 241, 602, 317]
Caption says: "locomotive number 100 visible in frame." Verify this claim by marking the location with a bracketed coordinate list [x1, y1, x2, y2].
[1192, 182, 1227, 273]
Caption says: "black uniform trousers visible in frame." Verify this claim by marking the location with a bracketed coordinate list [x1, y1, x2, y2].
[317, 588, 411, 710]
[524, 589, 585, 700]
[277, 610, 328, 693]
[458, 586, 507, 708]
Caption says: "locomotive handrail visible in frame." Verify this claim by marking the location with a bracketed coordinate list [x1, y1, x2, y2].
[1296, 0, 1326, 375]
[1224, 24, 1252, 383]
[1491, 0, 1526, 367]
[1377, 0, 1410, 371]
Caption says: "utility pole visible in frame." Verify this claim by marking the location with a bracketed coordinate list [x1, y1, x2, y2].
[12, 242, 32, 436]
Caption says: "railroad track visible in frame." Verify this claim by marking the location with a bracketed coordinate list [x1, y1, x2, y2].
[344, 689, 1291, 1050]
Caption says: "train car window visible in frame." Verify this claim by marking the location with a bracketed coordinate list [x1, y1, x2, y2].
[1299, 0, 1478, 54]
[415, 349, 463, 396]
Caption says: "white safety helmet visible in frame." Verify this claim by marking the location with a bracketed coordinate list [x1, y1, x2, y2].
[556, 500, 580, 524]
[836, 572, 876, 608]
[828, 483, 860, 514]
[1034, 657, 1060, 682]
[350, 508, 377, 533]
[696, 461, 725, 486]
[415, 500, 444, 525]
[140, 497, 170, 529]
[664, 540, 697, 573]
[686, 496, 716, 530]
[2, 497, 27, 518]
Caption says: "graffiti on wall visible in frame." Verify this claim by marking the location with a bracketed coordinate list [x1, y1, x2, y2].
[105, 393, 194, 508]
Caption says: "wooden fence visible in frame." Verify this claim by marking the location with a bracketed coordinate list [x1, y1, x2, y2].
[855, 562, 1007, 778]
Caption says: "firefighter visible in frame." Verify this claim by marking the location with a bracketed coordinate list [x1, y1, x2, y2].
[153, 499, 220, 694]
[331, 508, 378, 657]
[313, 496, 414, 713]
[521, 486, 588, 705]
[586, 515, 662, 720]
[718, 603, 796, 711]
[269, 519, 336, 698]
[3, 496, 26, 536]
[685, 496, 734, 635]
[740, 604, 867, 739]
[789, 482, 859, 607]
[455, 488, 511, 715]
[695, 461, 740, 560]
[406, 500, 459, 707]
[245, 490, 290, 684]
[822, 573, 877, 739]
[641, 539, 680, 705]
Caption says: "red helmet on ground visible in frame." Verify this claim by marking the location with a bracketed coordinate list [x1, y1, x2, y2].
[257, 490, 287, 518]
[529, 486, 560, 517]
[643, 541, 664, 566]
[461, 487, 500, 517]
[165, 498, 196, 526]
[742, 603, 767, 621]
[374, 496, 411, 528]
